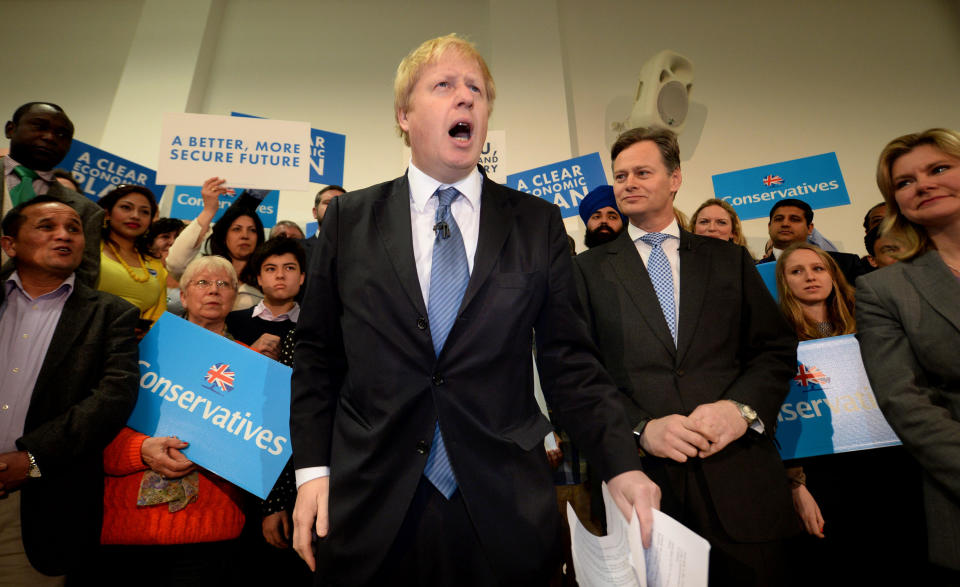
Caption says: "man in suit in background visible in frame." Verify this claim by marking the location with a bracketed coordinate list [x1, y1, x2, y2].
[290, 34, 659, 585]
[2, 102, 102, 286]
[757, 198, 864, 285]
[0, 197, 139, 582]
[574, 127, 799, 586]
[301, 184, 344, 270]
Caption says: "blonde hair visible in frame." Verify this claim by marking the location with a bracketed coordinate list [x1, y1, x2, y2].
[689, 199, 750, 250]
[876, 128, 960, 261]
[393, 33, 496, 146]
[775, 243, 855, 341]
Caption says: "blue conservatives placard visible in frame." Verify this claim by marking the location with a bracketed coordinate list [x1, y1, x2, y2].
[60, 139, 163, 203]
[755, 261, 778, 302]
[506, 153, 607, 219]
[775, 335, 900, 460]
[128, 313, 293, 499]
[231, 112, 345, 187]
[712, 152, 850, 221]
[169, 185, 279, 228]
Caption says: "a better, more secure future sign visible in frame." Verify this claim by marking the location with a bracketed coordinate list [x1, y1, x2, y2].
[128, 313, 293, 499]
[157, 113, 311, 191]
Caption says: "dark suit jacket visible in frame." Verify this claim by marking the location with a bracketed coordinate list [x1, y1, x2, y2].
[573, 230, 799, 542]
[857, 251, 960, 570]
[758, 248, 865, 288]
[8, 280, 139, 575]
[291, 174, 640, 584]
[1, 157, 103, 287]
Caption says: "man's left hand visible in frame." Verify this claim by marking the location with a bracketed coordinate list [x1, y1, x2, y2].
[606, 470, 661, 548]
[0, 451, 30, 497]
[688, 400, 748, 458]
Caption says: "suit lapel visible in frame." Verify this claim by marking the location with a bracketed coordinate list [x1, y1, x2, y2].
[33, 283, 94, 393]
[373, 175, 427, 315]
[459, 178, 511, 316]
[608, 232, 676, 355]
[676, 231, 709, 364]
[908, 251, 960, 333]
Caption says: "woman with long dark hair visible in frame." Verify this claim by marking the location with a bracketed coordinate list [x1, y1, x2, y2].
[96, 184, 165, 328]
[166, 177, 265, 310]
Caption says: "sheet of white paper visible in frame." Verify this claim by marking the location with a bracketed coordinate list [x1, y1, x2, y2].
[567, 502, 642, 587]
[644, 510, 710, 587]
[568, 483, 710, 587]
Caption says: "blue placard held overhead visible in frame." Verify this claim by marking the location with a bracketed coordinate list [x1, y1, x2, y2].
[231, 112, 345, 187]
[775, 335, 900, 461]
[128, 313, 293, 499]
[169, 185, 280, 228]
[712, 152, 850, 221]
[506, 153, 608, 219]
[59, 139, 163, 203]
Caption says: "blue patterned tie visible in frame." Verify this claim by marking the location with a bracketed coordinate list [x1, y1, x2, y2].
[423, 187, 469, 498]
[639, 233, 677, 345]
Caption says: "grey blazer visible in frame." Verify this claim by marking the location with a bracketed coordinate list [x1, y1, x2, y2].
[857, 250, 960, 570]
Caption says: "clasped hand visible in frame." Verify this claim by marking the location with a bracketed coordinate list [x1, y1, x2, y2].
[639, 400, 748, 462]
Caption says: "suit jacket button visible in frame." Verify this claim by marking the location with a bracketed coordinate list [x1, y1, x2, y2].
[417, 317, 428, 330]
[432, 374, 444, 386]
[416, 440, 428, 454]
[675, 369, 685, 377]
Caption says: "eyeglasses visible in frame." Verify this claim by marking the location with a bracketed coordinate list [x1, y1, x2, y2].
[190, 279, 233, 291]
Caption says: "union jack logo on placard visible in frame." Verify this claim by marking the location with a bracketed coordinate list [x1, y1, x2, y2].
[793, 363, 827, 388]
[762, 174, 784, 187]
[204, 362, 235, 394]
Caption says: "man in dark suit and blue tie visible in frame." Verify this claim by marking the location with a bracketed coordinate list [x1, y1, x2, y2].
[573, 127, 799, 586]
[290, 34, 660, 585]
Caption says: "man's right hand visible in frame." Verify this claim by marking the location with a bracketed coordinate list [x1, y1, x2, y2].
[639, 415, 711, 462]
[293, 476, 329, 572]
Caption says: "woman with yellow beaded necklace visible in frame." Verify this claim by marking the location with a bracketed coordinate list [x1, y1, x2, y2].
[96, 185, 166, 332]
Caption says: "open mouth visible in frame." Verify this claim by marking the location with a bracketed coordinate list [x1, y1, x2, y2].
[53, 246, 73, 254]
[449, 122, 472, 142]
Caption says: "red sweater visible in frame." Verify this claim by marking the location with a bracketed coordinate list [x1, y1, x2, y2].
[101, 427, 245, 545]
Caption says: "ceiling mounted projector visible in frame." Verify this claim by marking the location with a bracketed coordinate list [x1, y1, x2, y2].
[626, 50, 694, 134]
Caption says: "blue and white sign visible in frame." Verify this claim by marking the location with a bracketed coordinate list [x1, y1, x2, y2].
[305, 221, 318, 238]
[755, 261, 778, 302]
[775, 335, 900, 460]
[712, 152, 850, 221]
[506, 153, 607, 219]
[60, 139, 163, 203]
[232, 112, 345, 187]
[129, 313, 293, 499]
[168, 185, 279, 228]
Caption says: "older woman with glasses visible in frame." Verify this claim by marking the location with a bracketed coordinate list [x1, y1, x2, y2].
[95, 256, 248, 586]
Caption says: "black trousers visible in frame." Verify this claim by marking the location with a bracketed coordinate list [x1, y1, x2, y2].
[358, 476, 558, 587]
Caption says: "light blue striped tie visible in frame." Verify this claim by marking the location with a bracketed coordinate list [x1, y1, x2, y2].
[423, 186, 469, 498]
[639, 232, 677, 345]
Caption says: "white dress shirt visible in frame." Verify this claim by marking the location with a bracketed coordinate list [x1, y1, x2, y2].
[295, 163, 484, 488]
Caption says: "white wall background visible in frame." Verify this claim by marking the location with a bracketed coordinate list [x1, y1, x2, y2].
[2, 0, 958, 254]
